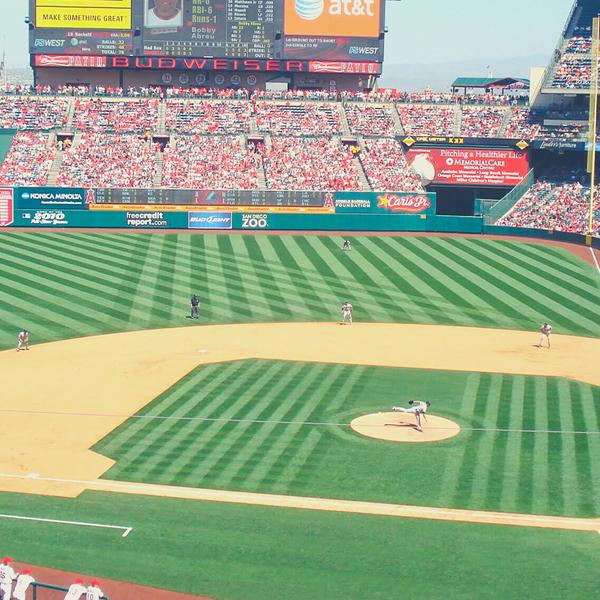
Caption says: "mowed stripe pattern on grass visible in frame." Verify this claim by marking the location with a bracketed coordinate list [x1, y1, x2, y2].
[0, 233, 598, 350]
[94, 361, 600, 518]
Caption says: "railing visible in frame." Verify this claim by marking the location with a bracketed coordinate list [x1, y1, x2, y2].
[483, 168, 535, 225]
[32, 582, 109, 599]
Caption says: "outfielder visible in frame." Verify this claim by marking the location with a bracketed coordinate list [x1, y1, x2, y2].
[343, 239, 352, 251]
[16, 329, 29, 352]
[341, 301, 353, 324]
[392, 400, 431, 432]
[539, 322, 552, 348]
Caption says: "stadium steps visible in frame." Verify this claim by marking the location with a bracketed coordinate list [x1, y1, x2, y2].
[153, 148, 163, 187]
[453, 106, 462, 136]
[157, 101, 166, 135]
[354, 137, 372, 191]
[497, 109, 514, 137]
[249, 116, 259, 136]
[390, 103, 405, 135]
[47, 151, 65, 186]
[65, 98, 76, 129]
[338, 104, 352, 136]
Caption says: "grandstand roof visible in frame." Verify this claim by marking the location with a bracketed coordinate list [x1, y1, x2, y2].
[451, 77, 530, 90]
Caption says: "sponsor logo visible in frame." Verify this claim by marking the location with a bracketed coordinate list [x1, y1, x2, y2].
[376, 194, 432, 213]
[349, 46, 379, 55]
[241, 214, 268, 229]
[86, 189, 95, 204]
[295, 0, 324, 21]
[0, 188, 14, 227]
[334, 198, 371, 209]
[126, 211, 168, 227]
[308, 61, 379, 74]
[34, 54, 107, 68]
[35, 39, 66, 48]
[20, 192, 83, 201]
[188, 212, 233, 230]
[28, 210, 69, 225]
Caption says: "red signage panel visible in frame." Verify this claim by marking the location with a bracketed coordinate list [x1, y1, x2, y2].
[406, 147, 529, 187]
[0, 188, 14, 227]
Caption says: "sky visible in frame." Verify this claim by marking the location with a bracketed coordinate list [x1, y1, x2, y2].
[1, 0, 574, 69]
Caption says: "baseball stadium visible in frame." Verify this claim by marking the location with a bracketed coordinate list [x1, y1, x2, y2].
[0, 0, 599, 598]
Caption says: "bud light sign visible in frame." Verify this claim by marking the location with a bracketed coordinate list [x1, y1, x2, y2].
[188, 212, 233, 230]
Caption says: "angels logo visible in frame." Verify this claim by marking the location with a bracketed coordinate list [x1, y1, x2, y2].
[377, 194, 431, 214]
[323, 192, 334, 208]
[86, 189, 96, 204]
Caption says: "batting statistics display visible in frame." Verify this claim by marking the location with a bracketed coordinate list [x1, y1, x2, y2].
[30, 0, 384, 62]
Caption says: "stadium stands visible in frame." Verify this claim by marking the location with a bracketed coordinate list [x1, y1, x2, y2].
[162, 136, 260, 189]
[56, 134, 158, 188]
[0, 132, 54, 186]
[0, 96, 68, 130]
[72, 98, 159, 133]
[460, 106, 505, 137]
[165, 100, 252, 134]
[396, 104, 456, 136]
[359, 138, 424, 192]
[503, 108, 541, 139]
[255, 102, 343, 136]
[344, 104, 398, 136]
[264, 137, 360, 191]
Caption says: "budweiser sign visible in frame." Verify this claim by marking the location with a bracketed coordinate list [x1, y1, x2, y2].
[377, 194, 431, 213]
[308, 61, 380, 74]
[35, 55, 107, 68]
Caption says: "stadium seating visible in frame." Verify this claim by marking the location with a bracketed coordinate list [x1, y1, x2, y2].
[504, 108, 541, 139]
[255, 102, 343, 136]
[0, 96, 68, 130]
[264, 137, 360, 191]
[359, 138, 424, 192]
[497, 181, 599, 235]
[396, 104, 456, 136]
[0, 132, 54, 186]
[162, 135, 260, 189]
[344, 104, 398, 136]
[460, 106, 505, 137]
[72, 99, 159, 133]
[56, 134, 158, 188]
[165, 100, 253, 134]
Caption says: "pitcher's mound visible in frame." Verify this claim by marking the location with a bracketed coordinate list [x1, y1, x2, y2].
[350, 412, 460, 443]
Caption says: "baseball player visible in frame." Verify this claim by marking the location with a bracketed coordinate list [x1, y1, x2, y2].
[190, 294, 200, 319]
[16, 329, 29, 352]
[12, 569, 35, 600]
[341, 301, 353, 324]
[392, 400, 431, 432]
[0, 556, 16, 599]
[85, 579, 104, 600]
[539, 322, 552, 348]
[64, 578, 87, 600]
[342, 239, 352, 251]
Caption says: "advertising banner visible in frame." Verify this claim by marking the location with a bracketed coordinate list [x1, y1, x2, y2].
[333, 191, 436, 215]
[13, 209, 187, 228]
[35, 0, 132, 30]
[405, 148, 529, 187]
[0, 188, 14, 227]
[188, 212, 233, 230]
[15, 187, 87, 209]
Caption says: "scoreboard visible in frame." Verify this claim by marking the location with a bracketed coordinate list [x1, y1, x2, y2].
[30, 0, 385, 64]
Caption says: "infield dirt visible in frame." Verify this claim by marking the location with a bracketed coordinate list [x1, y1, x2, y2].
[1, 322, 599, 530]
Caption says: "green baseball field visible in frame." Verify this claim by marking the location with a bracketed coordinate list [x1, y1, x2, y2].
[0, 231, 599, 599]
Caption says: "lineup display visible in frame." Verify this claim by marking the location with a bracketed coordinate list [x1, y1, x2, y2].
[30, 0, 384, 62]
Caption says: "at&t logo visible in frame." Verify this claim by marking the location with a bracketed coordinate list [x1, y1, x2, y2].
[295, 0, 375, 20]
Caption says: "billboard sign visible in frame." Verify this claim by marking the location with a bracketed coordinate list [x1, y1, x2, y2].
[16, 187, 87, 209]
[0, 188, 14, 227]
[334, 191, 436, 215]
[405, 148, 529, 187]
[188, 212, 233, 229]
[35, 0, 132, 30]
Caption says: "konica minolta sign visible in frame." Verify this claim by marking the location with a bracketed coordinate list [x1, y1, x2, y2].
[16, 187, 87, 209]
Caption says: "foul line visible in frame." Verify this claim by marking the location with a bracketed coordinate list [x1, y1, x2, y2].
[0, 513, 132, 537]
[0, 473, 597, 533]
[1, 408, 600, 436]
[590, 246, 600, 276]
[0, 408, 599, 436]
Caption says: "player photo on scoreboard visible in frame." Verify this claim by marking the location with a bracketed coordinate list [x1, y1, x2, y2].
[145, 0, 183, 29]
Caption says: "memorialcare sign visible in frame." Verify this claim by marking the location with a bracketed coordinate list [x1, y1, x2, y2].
[405, 148, 529, 187]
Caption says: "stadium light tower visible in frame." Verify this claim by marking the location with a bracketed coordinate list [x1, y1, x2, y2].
[587, 16, 600, 237]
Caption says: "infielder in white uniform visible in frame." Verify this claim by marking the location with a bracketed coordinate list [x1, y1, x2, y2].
[392, 400, 431, 432]
[538, 322, 552, 348]
[341, 301, 353, 324]
[16, 329, 29, 352]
